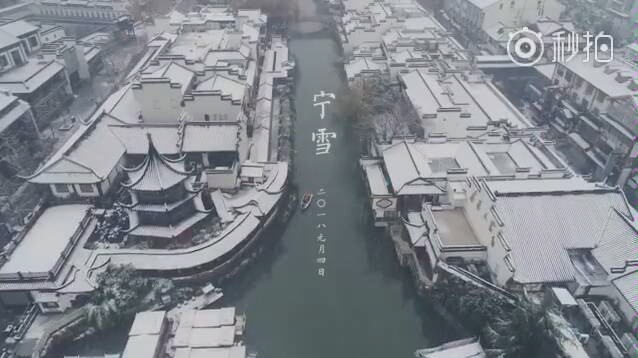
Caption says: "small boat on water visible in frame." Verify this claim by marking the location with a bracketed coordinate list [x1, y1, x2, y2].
[180, 283, 224, 310]
[300, 192, 313, 211]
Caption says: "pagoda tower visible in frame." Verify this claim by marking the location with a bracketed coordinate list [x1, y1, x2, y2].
[120, 134, 212, 241]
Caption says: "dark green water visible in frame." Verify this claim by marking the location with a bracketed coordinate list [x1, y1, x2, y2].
[223, 32, 457, 358]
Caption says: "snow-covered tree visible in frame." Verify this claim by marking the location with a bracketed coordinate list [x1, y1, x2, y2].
[86, 265, 149, 331]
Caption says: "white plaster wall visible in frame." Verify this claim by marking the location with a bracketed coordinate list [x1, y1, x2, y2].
[372, 196, 397, 220]
[464, 184, 513, 286]
[186, 94, 242, 123]
[134, 82, 183, 123]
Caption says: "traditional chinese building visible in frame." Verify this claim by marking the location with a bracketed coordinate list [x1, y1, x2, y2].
[360, 130, 571, 227]
[120, 134, 212, 242]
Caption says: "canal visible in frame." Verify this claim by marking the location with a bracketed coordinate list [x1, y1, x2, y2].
[60, 6, 459, 358]
[223, 19, 458, 358]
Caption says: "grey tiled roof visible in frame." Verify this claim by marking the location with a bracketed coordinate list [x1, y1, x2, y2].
[123, 135, 191, 191]
[496, 190, 633, 284]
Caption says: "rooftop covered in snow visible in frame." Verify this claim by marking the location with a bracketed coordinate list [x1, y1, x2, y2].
[0, 204, 91, 277]
[0, 60, 65, 94]
[399, 70, 533, 138]
[471, 178, 637, 285]
[377, 136, 569, 195]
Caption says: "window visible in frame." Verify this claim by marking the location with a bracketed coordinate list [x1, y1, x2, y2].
[79, 184, 94, 193]
[55, 184, 70, 193]
[476, 200, 482, 210]
[574, 76, 583, 88]
[510, 0, 515, 7]
[491, 236, 495, 247]
[585, 84, 594, 95]
[204, 114, 210, 121]
[581, 99, 589, 109]
[0, 55, 7, 67]
[10, 50, 22, 66]
[499, 3, 503, 9]
[28, 36, 38, 48]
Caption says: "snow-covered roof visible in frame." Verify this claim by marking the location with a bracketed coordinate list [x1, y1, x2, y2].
[241, 24, 259, 43]
[612, 270, 638, 318]
[28, 116, 126, 184]
[203, 50, 249, 68]
[122, 333, 163, 358]
[0, 28, 19, 49]
[360, 159, 390, 196]
[468, 0, 499, 9]
[83, 45, 101, 63]
[237, 9, 265, 24]
[174, 308, 237, 348]
[168, 10, 187, 25]
[129, 311, 166, 336]
[551, 287, 577, 307]
[0, 20, 38, 38]
[0, 205, 90, 275]
[140, 61, 195, 95]
[182, 123, 239, 152]
[0, 94, 30, 134]
[379, 138, 565, 195]
[194, 74, 246, 102]
[400, 70, 532, 137]
[559, 55, 637, 99]
[261, 38, 291, 79]
[240, 162, 264, 178]
[122, 135, 191, 191]
[250, 127, 270, 163]
[481, 181, 634, 285]
[592, 209, 638, 275]
[344, 57, 383, 80]
[127, 213, 210, 239]
[0, 60, 65, 94]
[182, 307, 236, 328]
[110, 125, 182, 155]
[165, 30, 227, 61]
